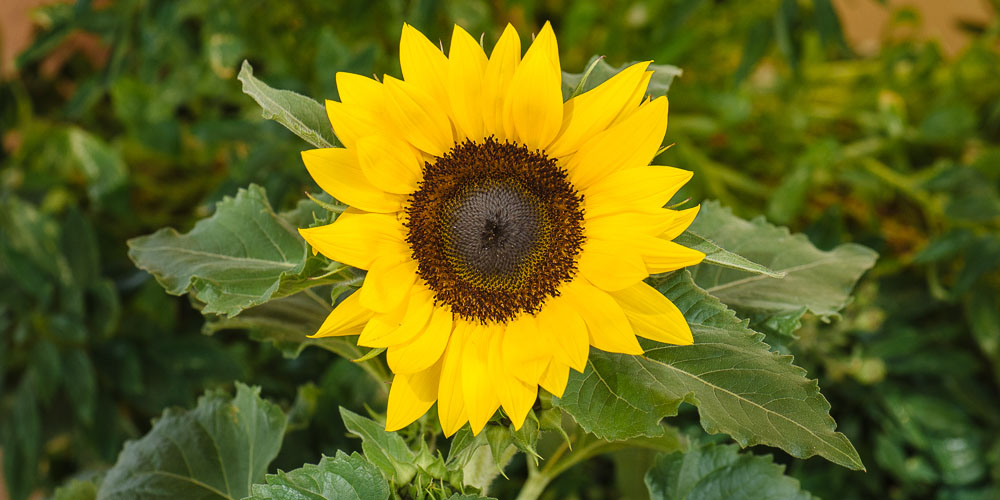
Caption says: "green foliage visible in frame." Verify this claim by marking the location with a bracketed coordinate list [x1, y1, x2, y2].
[339, 408, 419, 484]
[97, 383, 287, 500]
[687, 201, 878, 319]
[238, 61, 340, 149]
[247, 452, 389, 500]
[673, 231, 784, 278]
[556, 271, 863, 470]
[127, 184, 342, 317]
[645, 439, 813, 500]
[53, 480, 99, 500]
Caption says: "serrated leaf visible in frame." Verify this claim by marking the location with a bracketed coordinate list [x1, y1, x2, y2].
[97, 383, 287, 500]
[674, 231, 784, 278]
[562, 55, 682, 100]
[645, 441, 814, 500]
[688, 201, 877, 319]
[238, 60, 339, 148]
[128, 185, 345, 318]
[246, 451, 390, 500]
[339, 408, 417, 484]
[555, 271, 864, 470]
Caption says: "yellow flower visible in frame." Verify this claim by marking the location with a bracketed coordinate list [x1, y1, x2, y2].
[299, 22, 705, 436]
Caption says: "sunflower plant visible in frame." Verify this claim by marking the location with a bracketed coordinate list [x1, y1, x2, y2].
[113, 22, 877, 500]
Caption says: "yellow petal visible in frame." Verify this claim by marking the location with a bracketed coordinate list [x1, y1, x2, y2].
[336, 72, 384, 109]
[310, 290, 373, 338]
[383, 75, 455, 157]
[609, 281, 693, 345]
[482, 24, 521, 140]
[565, 97, 669, 189]
[325, 99, 382, 149]
[359, 257, 418, 313]
[448, 25, 488, 141]
[547, 61, 651, 158]
[358, 306, 407, 347]
[386, 358, 442, 432]
[399, 23, 450, 109]
[356, 135, 423, 195]
[539, 359, 570, 398]
[462, 324, 501, 435]
[611, 70, 653, 125]
[358, 285, 434, 348]
[586, 209, 683, 239]
[387, 305, 453, 374]
[661, 205, 700, 240]
[536, 297, 589, 372]
[301, 148, 405, 213]
[438, 322, 470, 436]
[577, 238, 649, 292]
[562, 278, 644, 355]
[298, 213, 406, 270]
[502, 314, 550, 385]
[488, 330, 537, 430]
[640, 238, 706, 274]
[505, 22, 562, 150]
[584, 166, 694, 217]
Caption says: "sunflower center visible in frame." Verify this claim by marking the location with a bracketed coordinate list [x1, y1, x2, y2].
[405, 138, 585, 324]
[446, 181, 544, 281]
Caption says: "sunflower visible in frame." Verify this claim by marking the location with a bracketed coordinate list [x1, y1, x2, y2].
[299, 22, 705, 436]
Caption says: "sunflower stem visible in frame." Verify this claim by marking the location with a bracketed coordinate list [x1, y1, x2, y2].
[516, 432, 626, 500]
[514, 464, 552, 500]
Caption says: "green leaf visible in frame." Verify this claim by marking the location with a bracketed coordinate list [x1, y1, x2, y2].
[687, 201, 877, 319]
[812, 0, 851, 53]
[246, 451, 390, 500]
[53, 479, 99, 500]
[63, 348, 97, 425]
[238, 60, 339, 148]
[562, 55, 682, 100]
[965, 286, 1000, 364]
[645, 441, 814, 500]
[774, 0, 802, 73]
[1, 382, 41, 500]
[97, 383, 287, 500]
[339, 408, 417, 484]
[202, 290, 364, 360]
[674, 231, 784, 278]
[67, 128, 127, 202]
[62, 207, 101, 286]
[733, 19, 772, 85]
[444, 495, 495, 500]
[128, 185, 342, 318]
[555, 271, 864, 470]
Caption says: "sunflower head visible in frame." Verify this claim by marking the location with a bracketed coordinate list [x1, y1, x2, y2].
[299, 22, 705, 437]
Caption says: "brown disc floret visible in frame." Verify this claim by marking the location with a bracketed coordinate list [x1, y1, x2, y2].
[404, 138, 585, 323]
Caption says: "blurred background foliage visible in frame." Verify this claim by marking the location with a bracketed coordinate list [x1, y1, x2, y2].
[1, 0, 999, 499]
